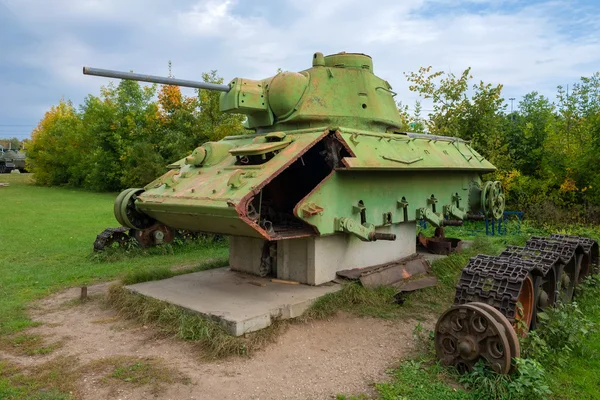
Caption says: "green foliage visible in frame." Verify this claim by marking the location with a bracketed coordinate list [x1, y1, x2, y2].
[0, 137, 23, 150]
[376, 361, 470, 400]
[403, 66, 506, 166]
[521, 303, 596, 367]
[27, 67, 245, 191]
[459, 359, 550, 400]
[521, 277, 599, 368]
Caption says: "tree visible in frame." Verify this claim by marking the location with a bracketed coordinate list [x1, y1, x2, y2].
[195, 70, 246, 143]
[503, 92, 554, 177]
[403, 66, 506, 166]
[0, 137, 21, 150]
[27, 99, 84, 186]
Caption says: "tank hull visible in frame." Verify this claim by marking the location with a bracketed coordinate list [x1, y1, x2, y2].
[135, 127, 494, 240]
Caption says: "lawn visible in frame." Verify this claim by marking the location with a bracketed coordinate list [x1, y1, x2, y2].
[2, 173, 600, 399]
[0, 173, 228, 335]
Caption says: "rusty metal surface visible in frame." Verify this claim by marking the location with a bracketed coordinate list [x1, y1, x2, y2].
[469, 302, 520, 368]
[417, 228, 464, 255]
[435, 233, 600, 374]
[336, 253, 431, 288]
[394, 275, 438, 292]
[133, 224, 176, 248]
[435, 303, 513, 374]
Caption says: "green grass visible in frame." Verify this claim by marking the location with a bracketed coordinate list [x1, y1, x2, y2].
[3, 173, 600, 399]
[0, 174, 228, 335]
[544, 276, 600, 399]
[0, 356, 80, 400]
[0, 334, 64, 356]
[376, 361, 470, 400]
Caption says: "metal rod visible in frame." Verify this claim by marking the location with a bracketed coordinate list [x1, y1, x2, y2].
[82, 67, 231, 92]
[371, 232, 397, 241]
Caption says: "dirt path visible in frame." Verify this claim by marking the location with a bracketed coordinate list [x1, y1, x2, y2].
[6, 284, 433, 399]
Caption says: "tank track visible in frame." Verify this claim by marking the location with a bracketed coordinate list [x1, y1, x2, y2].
[454, 234, 599, 323]
[93, 226, 202, 252]
[93, 227, 132, 252]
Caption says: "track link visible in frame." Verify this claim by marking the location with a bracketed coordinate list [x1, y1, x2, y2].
[438, 233, 598, 374]
[454, 234, 597, 323]
[93, 227, 131, 252]
[93, 225, 202, 252]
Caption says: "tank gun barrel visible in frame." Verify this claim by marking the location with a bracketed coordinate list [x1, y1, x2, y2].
[82, 67, 231, 92]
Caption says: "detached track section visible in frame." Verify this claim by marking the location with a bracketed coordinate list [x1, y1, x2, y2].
[436, 234, 599, 373]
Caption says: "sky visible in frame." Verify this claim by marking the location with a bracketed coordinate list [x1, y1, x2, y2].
[1, 0, 599, 140]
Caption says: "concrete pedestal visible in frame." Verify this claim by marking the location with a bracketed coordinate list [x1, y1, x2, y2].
[126, 268, 340, 336]
[230, 223, 416, 285]
[127, 223, 420, 336]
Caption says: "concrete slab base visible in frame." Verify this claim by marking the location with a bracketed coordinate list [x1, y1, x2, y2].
[126, 267, 340, 336]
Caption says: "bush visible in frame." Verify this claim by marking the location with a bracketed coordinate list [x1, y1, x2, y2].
[520, 301, 596, 367]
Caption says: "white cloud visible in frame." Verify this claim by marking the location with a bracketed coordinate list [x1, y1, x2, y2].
[1, 0, 599, 128]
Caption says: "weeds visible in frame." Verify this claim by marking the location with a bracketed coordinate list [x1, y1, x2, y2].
[459, 359, 550, 400]
[106, 285, 285, 359]
[0, 356, 80, 399]
[520, 301, 596, 367]
[303, 282, 399, 320]
[84, 355, 189, 394]
[0, 334, 64, 357]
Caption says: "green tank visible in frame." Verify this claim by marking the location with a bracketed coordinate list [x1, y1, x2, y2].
[84, 52, 505, 247]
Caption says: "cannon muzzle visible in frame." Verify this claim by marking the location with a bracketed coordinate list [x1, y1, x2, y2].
[82, 67, 231, 92]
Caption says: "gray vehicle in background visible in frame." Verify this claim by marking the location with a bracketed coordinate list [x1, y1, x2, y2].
[0, 145, 27, 173]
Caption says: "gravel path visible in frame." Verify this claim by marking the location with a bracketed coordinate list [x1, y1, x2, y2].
[5, 283, 432, 399]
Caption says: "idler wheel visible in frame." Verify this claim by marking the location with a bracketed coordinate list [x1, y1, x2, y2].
[435, 303, 513, 374]
[480, 182, 493, 218]
[114, 188, 135, 226]
[513, 274, 534, 335]
[115, 188, 155, 230]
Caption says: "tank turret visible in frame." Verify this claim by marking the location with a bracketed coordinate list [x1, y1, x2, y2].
[87, 53, 403, 133]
